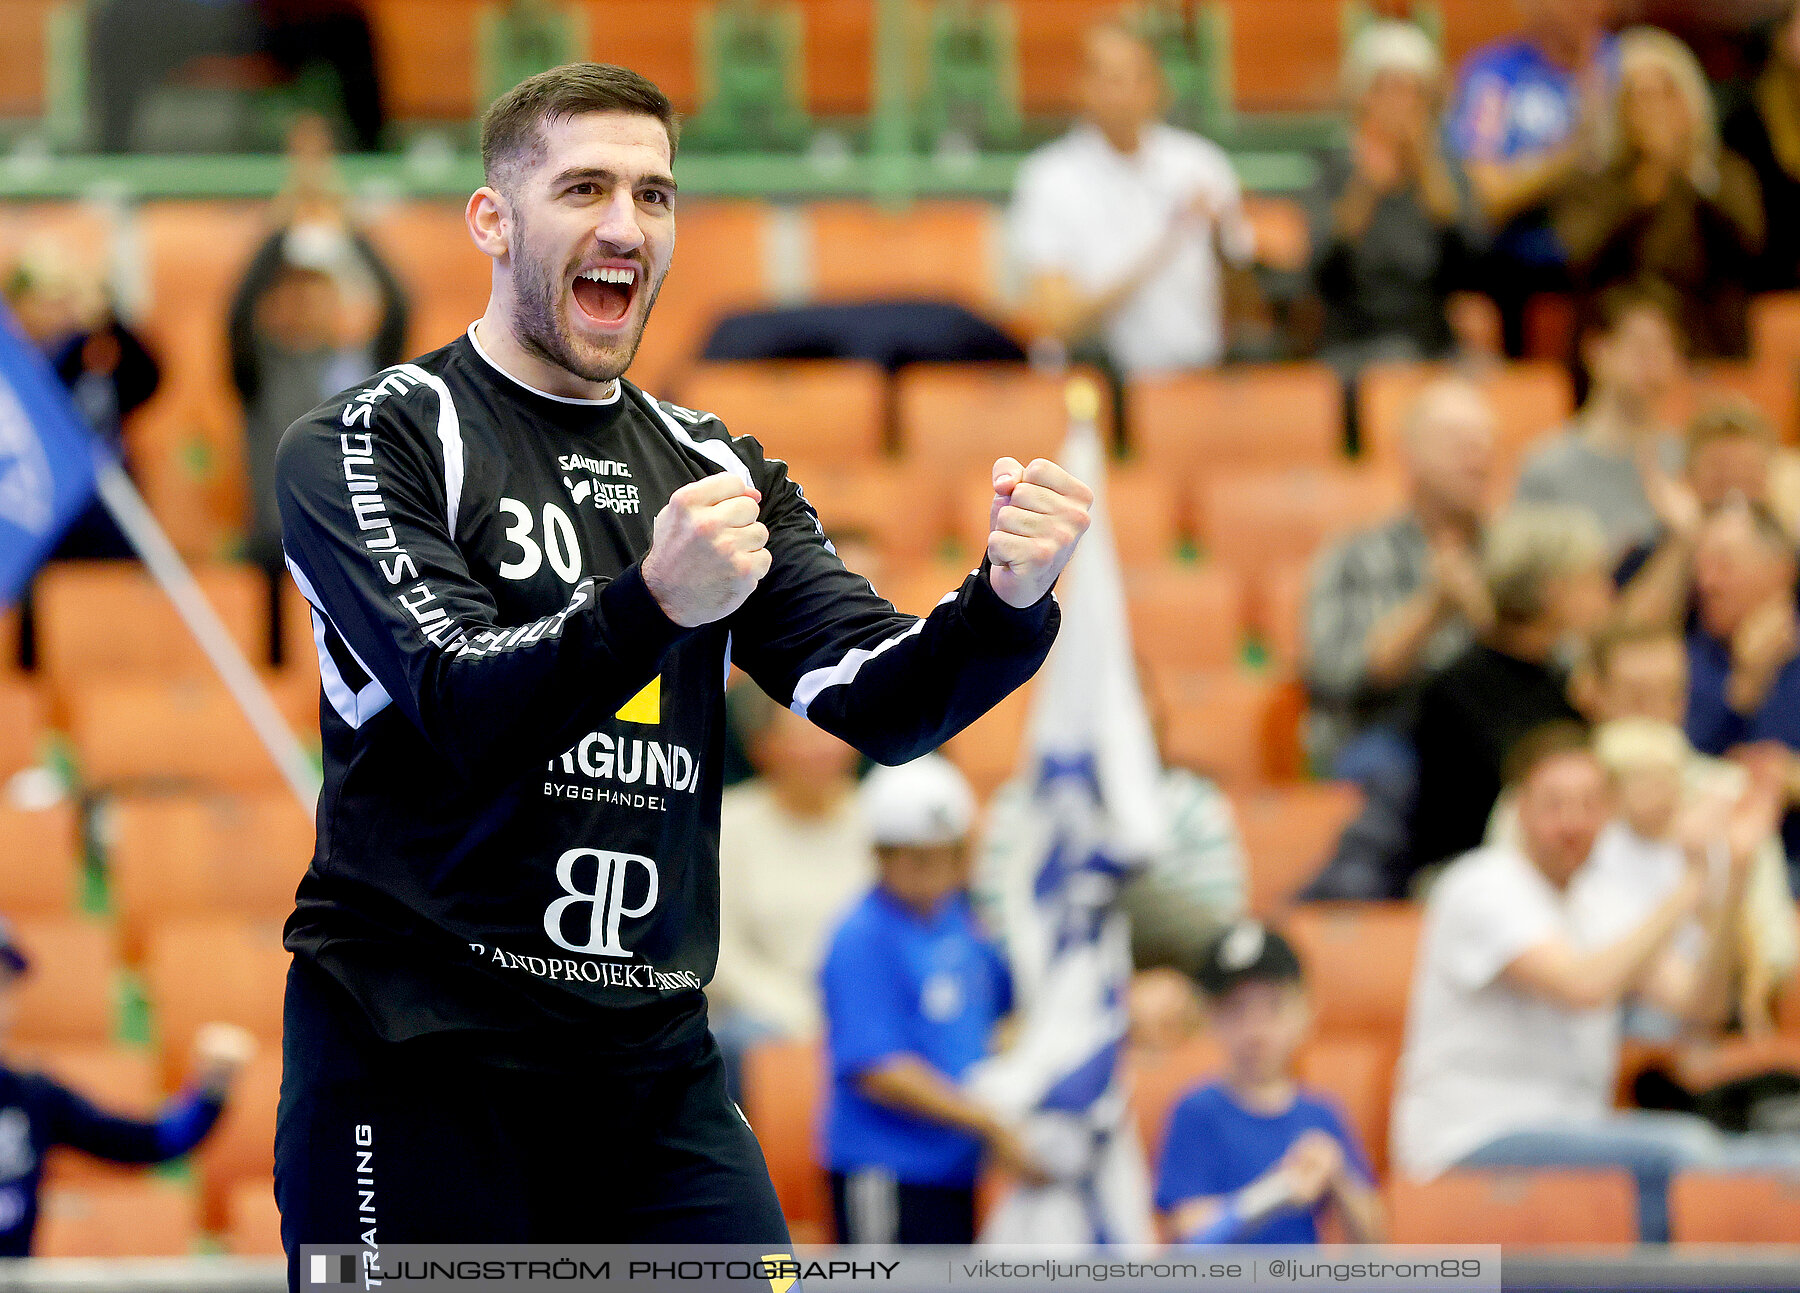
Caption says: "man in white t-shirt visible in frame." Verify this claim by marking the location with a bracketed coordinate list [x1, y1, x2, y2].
[1392, 722, 1800, 1242]
[1009, 19, 1253, 376]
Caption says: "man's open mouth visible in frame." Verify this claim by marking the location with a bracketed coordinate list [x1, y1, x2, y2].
[571, 265, 637, 325]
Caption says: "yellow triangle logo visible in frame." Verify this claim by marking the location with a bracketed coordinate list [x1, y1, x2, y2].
[615, 675, 661, 725]
[760, 1254, 797, 1293]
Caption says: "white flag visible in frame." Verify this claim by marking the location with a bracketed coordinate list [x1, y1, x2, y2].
[969, 378, 1164, 1244]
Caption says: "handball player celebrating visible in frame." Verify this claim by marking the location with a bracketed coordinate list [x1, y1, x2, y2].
[272, 62, 1091, 1279]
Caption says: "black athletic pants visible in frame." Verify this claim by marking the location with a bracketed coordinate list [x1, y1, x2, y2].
[275, 958, 791, 1293]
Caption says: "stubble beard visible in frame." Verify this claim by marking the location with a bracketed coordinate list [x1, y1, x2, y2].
[508, 212, 662, 386]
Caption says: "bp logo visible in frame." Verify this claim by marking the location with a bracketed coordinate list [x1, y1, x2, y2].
[0, 382, 53, 536]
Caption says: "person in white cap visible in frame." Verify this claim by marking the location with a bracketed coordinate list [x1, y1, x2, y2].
[818, 755, 1047, 1244]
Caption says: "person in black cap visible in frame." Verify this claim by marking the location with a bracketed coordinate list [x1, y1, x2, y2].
[0, 919, 255, 1255]
[1153, 920, 1383, 1245]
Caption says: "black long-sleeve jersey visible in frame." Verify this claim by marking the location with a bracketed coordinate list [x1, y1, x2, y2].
[276, 327, 1059, 1067]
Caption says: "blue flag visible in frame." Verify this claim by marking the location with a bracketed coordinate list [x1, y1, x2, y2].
[0, 305, 103, 607]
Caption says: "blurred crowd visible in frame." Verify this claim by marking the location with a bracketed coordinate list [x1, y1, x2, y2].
[8, 0, 1800, 1258]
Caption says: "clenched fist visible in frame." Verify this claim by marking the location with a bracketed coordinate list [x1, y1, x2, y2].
[985, 457, 1094, 608]
[642, 473, 772, 627]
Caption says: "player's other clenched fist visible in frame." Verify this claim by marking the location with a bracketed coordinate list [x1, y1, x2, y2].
[986, 457, 1094, 608]
[642, 472, 773, 626]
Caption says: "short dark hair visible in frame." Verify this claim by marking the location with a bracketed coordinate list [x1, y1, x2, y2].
[480, 63, 679, 189]
[1588, 281, 1684, 347]
[1502, 720, 1595, 790]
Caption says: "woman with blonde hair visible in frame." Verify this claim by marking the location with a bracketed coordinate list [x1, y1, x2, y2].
[1555, 27, 1764, 358]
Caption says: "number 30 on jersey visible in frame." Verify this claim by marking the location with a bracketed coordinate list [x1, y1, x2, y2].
[498, 497, 583, 584]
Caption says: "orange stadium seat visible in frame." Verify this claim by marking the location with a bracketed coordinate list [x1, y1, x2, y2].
[15, 1044, 161, 1185]
[0, 677, 45, 777]
[1130, 363, 1343, 490]
[33, 562, 268, 692]
[1258, 559, 1313, 670]
[629, 201, 774, 397]
[365, 201, 492, 355]
[1126, 564, 1246, 674]
[791, 462, 950, 565]
[1231, 783, 1362, 917]
[1358, 361, 1574, 484]
[943, 681, 1033, 801]
[1298, 1033, 1399, 1181]
[1197, 467, 1405, 580]
[106, 792, 312, 960]
[1126, 1033, 1225, 1163]
[584, 2, 705, 111]
[137, 202, 266, 371]
[0, 802, 81, 915]
[36, 1179, 203, 1257]
[0, 605, 20, 670]
[10, 918, 119, 1046]
[743, 1037, 829, 1243]
[1106, 464, 1185, 565]
[895, 363, 1103, 477]
[228, 1178, 283, 1255]
[1672, 360, 1800, 445]
[1387, 1168, 1638, 1246]
[1283, 903, 1421, 1037]
[367, 0, 478, 120]
[197, 1051, 281, 1233]
[1153, 669, 1303, 790]
[67, 678, 315, 795]
[680, 360, 887, 469]
[0, 1, 52, 117]
[807, 202, 1001, 310]
[1220, 0, 1342, 113]
[1670, 1172, 1800, 1244]
[878, 557, 976, 619]
[142, 917, 288, 1089]
[1751, 291, 1800, 369]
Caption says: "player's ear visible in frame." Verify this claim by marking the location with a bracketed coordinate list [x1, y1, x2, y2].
[466, 186, 509, 260]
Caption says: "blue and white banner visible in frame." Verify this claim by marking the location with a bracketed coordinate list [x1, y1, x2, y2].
[0, 306, 101, 607]
[969, 380, 1166, 1244]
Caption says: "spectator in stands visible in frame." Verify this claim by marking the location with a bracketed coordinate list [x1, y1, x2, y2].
[1392, 723, 1800, 1243]
[229, 115, 408, 578]
[1726, 0, 1800, 291]
[1514, 285, 1685, 559]
[1156, 921, 1382, 1245]
[1589, 713, 1800, 1039]
[1615, 399, 1788, 633]
[0, 921, 255, 1255]
[1009, 18, 1253, 377]
[1306, 22, 1486, 381]
[1409, 505, 1612, 873]
[1303, 377, 1497, 783]
[1445, 0, 1614, 354]
[1684, 500, 1800, 882]
[1553, 27, 1763, 359]
[5, 240, 161, 559]
[820, 757, 1046, 1244]
[711, 686, 872, 1096]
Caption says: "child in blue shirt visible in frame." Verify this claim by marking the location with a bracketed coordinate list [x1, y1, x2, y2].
[1155, 921, 1382, 1245]
[819, 756, 1046, 1244]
